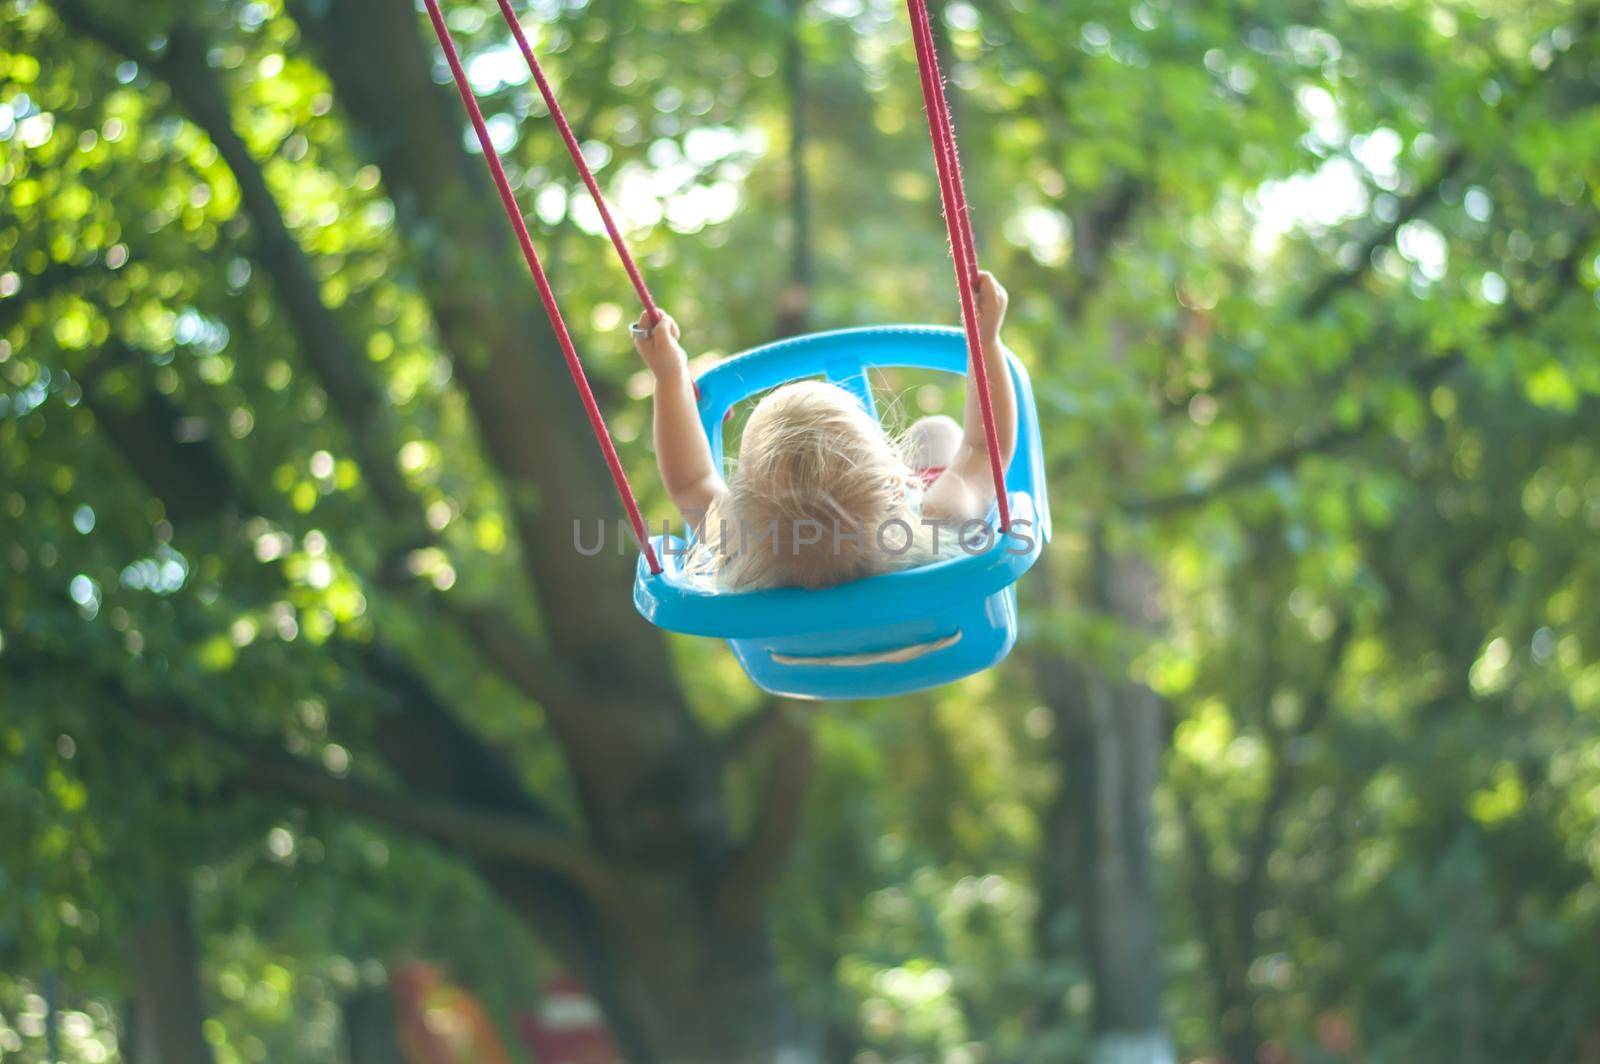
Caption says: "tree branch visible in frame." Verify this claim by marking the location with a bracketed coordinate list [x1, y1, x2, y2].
[0, 260, 100, 333]
[1124, 223, 1597, 517]
[334, 641, 565, 820]
[122, 691, 621, 905]
[715, 712, 813, 927]
[281, 0, 734, 864]
[715, 696, 792, 765]
[66, 332, 578, 835]
[76, 338, 253, 524]
[51, 1, 405, 506]
[1164, 13, 1597, 414]
[51, 0, 589, 718]
[285, 0, 687, 703]
[775, 0, 813, 338]
[1232, 617, 1353, 966]
[971, 0, 1148, 323]
[4, 633, 613, 902]
[1123, 418, 1372, 518]
[1297, 146, 1466, 320]
[1061, 176, 1145, 322]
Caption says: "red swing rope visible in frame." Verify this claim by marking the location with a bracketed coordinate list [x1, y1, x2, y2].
[491, 0, 1003, 528]
[421, 0, 1005, 574]
[905, 0, 1011, 531]
[491, 0, 659, 323]
[421, 0, 663, 574]
[490, 1, 701, 401]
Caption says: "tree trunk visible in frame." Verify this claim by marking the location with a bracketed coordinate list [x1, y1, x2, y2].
[53, 1, 815, 1056]
[286, 0, 679, 705]
[344, 985, 402, 1064]
[41, 972, 61, 1064]
[612, 921, 793, 1062]
[276, 3, 810, 1053]
[485, 863, 800, 1062]
[1032, 541, 1173, 1064]
[125, 891, 213, 1064]
[776, 0, 813, 339]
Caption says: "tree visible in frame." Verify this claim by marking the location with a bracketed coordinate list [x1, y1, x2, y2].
[3, 0, 816, 1056]
[4, 0, 1599, 1060]
[988, 0, 1600, 1058]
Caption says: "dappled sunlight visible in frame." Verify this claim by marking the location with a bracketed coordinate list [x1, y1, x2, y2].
[2, 0, 1598, 1058]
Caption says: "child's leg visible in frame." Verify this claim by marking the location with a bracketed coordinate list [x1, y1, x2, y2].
[904, 415, 962, 472]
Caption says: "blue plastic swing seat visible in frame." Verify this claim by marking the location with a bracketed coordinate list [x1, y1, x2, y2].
[633, 325, 1052, 700]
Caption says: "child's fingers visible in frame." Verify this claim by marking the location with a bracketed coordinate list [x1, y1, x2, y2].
[633, 310, 679, 344]
[977, 272, 1006, 307]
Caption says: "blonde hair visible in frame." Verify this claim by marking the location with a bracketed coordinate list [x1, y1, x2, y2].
[688, 380, 943, 590]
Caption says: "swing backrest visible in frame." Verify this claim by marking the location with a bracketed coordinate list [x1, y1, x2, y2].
[634, 325, 1050, 640]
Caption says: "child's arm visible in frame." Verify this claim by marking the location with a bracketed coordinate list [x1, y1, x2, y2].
[632, 311, 726, 532]
[923, 272, 1018, 523]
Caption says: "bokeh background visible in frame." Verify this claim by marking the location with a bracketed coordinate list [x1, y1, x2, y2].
[3, 0, 1599, 1060]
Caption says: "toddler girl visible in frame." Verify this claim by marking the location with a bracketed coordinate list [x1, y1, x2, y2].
[632, 272, 1015, 589]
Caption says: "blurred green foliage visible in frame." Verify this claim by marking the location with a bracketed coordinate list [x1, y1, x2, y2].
[2, 0, 1598, 1060]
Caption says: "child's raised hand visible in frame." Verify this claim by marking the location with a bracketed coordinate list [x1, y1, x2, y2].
[974, 271, 1008, 338]
[631, 310, 685, 377]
